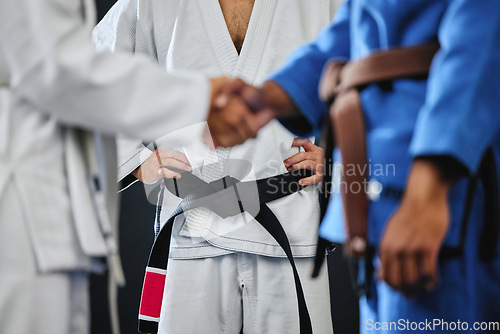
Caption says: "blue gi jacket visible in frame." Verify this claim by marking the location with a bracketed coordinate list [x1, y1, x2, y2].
[270, 0, 500, 247]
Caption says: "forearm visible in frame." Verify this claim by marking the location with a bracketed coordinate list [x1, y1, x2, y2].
[2, 0, 210, 141]
[255, 80, 317, 136]
[259, 81, 300, 117]
[405, 159, 455, 204]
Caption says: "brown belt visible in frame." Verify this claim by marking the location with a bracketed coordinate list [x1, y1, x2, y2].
[319, 43, 440, 256]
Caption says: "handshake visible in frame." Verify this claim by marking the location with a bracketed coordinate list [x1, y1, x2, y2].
[207, 77, 300, 147]
[136, 79, 325, 187]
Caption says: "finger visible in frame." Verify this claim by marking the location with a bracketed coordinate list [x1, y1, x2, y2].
[216, 134, 243, 148]
[215, 78, 247, 108]
[135, 165, 159, 185]
[233, 95, 259, 139]
[226, 97, 252, 143]
[213, 128, 243, 148]
[158, 167, 181, 179]
[292, 138, 315, 151]
[210, 94, 250, 147]
[240, 84, 265, 112]
[402, 254, 420, 296]
[241, 112, 260, 139]
[158, 154, 191, 171]
[234, 121, 250, 144]
[156, 152, 191, 171]
[255, 108, 275, 129]
[228, 115, 250, 145]
[287, 159, 316, 172]
[159, 158, 192, 173]
[283, 152, 308, 168]
[381, 248, 403, 290]
[419, 251, 439, 290]
[403, 254, 420, 286]
[387, 256, 403, 290]
[298, 174, 323, 186]
[209, 122, 229, 148]
[159, 148, 191, 166]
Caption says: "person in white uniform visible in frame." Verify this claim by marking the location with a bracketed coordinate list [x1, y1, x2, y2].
[94, 0, 341, 333]
[0, 0, 261, 333]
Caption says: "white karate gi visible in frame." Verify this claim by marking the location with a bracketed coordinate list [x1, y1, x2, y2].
[94, 0, 342, 332]
[0, 0, 212, 333]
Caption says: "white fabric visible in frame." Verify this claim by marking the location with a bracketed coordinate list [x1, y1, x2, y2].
[0, 0, 210, 271]
[0, 0, 213, 332]
[160, 253, 333, 334]
[96, 0, 338, 259]
[0, 178, 89, 334]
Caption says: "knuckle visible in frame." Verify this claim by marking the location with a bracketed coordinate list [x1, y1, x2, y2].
[395, 248, 406, 258]
[227, 119, 240, 129]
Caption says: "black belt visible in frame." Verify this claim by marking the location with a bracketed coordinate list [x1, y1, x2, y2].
[138, 169, 315, 334]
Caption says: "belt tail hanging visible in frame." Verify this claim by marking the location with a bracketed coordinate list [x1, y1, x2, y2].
[332, 88, 369, 255]
[138, 210, 179, 333]
[138, 170, 314, 334]
[315, 43, 440, 260]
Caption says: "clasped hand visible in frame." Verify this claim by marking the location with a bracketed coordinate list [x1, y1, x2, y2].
[208, 78, 323, 185]
[207, 77, 293, 148]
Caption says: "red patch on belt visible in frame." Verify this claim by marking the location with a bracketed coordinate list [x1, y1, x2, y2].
[139, 271, 166, 319]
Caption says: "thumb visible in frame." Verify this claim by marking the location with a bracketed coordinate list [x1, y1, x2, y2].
[240, 84, 267, 113]
[255, 108, 275, 128]
[214, 78, 247, 108]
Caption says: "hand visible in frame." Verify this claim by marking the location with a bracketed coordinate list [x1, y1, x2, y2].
[207, 78, 297, 147]
[207, 92, 261, 147]
[379, 160, 452, 296]
[284, 138, 324, 186]
[132, 147, 191, 184]
[207, 78, 271, 147]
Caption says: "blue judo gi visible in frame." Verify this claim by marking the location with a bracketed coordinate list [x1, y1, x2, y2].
[269, 0, 500, 333]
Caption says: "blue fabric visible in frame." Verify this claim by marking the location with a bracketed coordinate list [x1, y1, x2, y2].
[360, 193, 500, 333]
[270, 0, 500, 328]
[270, 0, 500, 247]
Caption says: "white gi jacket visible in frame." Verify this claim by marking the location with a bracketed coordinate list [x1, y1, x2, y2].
[0, 0, 210, 272]
[94, 0, 338, 259]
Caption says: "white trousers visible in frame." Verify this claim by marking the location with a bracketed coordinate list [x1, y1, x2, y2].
[0, 179, 89, 334]
[160, 253, 334, 334]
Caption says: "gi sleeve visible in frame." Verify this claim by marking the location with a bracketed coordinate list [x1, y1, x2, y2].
[409, 0, 500, 174]
[92, 0, 157, 183]
[0, 0, 210, 142]
[268, 0, 351, 137]
[116, 135, 153, 187]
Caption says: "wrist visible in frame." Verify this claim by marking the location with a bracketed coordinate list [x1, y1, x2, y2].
[405, 160, 453, 204]
[260, 81, 299, 117]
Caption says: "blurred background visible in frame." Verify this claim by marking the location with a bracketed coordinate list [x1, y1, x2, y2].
[90, 1, 359, 333]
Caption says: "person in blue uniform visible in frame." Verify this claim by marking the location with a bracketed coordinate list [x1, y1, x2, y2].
[208, 0, 500, 333]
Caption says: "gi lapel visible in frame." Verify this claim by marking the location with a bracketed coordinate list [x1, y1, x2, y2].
[233, 0, 277, 83]
[196, 0, 239, 76]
